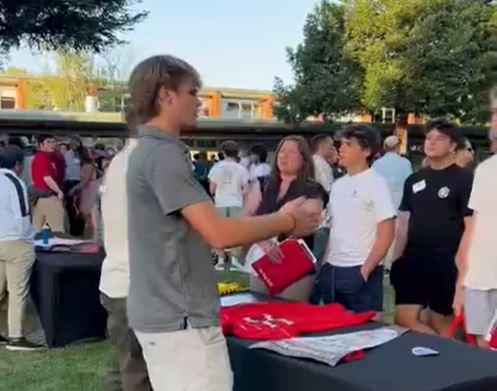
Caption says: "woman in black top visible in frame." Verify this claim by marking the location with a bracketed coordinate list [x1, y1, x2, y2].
[254, 135, 328, 254]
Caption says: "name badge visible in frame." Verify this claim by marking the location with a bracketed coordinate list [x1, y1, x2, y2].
[412, 180, 426, 194]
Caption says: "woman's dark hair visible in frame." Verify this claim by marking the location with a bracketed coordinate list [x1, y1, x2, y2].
[268, 135, 315, 189]
[338, 124, 381, 164]
[77, 146, 91, 163]
[249, 143, 268, 163]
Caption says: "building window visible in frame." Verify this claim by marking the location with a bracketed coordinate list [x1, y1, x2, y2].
[0, 96, 15, 109]
[381, 107, 395, 124]
[240, 102, 253, 119]
[222, 99, 259, 119]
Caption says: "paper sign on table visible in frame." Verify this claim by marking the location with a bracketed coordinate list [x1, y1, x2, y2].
[250, 326, 407, 366]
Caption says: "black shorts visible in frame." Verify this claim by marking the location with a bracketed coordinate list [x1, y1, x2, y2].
[390, 253, 457, 316]
[310, 264, 383, 313]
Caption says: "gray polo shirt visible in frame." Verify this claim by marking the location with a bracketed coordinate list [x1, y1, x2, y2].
[126, 126, 219, 332]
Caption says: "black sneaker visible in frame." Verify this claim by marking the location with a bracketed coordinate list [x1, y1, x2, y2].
[0, 334, 7, 345]
[6, 338, 44, 352]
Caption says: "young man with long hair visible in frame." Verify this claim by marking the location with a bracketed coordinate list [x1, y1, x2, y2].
[125, 55, 319, 390]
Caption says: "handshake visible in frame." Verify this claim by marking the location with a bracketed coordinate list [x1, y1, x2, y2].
[278, 196, 323, 237]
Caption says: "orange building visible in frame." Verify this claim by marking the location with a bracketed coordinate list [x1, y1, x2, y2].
[0, 74, 440, 126]
[198, 87, 275, 119]
[0, 74, 30, 109]
[0, 74, 277, 119]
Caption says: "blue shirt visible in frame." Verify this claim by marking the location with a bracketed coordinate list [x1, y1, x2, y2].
[372, 152, 413, 209]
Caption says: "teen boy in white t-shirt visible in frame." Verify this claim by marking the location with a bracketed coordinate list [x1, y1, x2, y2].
[310, 125, 396, 313]
[208, 141, 250, 268]
[455, 152, 497, 348]
[208, 140, 249, 218]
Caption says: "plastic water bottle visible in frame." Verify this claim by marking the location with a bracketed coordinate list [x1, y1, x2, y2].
[40, 223, 51, 246]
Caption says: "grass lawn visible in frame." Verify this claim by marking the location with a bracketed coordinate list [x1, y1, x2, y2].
[0, 341, 110, 391]
[0, 272, 394, 390]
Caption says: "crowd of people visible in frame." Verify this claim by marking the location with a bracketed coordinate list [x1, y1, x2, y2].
[0, 135, 114, 350]
[0, 53, 496, 391]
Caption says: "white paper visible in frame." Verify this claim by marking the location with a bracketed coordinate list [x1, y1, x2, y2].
[220, 293, 258, 307]
[35, 237, 89, 247]
[250, 326, 407, 366]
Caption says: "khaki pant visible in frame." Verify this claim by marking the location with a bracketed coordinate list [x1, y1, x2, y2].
[135, 326, 233, 391]
[32, 196, 66, 233]
[100, 294, 152, 391]
[0, 240, 35, 339]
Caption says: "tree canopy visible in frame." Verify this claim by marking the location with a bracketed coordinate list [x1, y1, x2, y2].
[0, 0, 147, 54]
[23, 52, 99, 111]
[274, 1, 360, 123]
[276, 0, 497, 125]
[345, 0, 497, 124]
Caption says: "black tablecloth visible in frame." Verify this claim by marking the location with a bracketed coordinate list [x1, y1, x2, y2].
[30, 251, 107, 348]
[228, 314, 497, 391]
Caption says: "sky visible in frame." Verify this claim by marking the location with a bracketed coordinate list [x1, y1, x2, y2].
[6, 0, 321, 90]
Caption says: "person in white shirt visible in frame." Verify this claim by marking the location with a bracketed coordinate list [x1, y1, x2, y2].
[209, 141, 250, 269]
[0, 146, 42, 351]
[98, 139, 152, 391]
[248, 143, 271, 183]
[208, 140, 250, 218]
[372, 136, 413, 209]
[454, 149, 497, 348]
[311, 134, 335, 264]
[311, 134, 335, 193]
[372, 136, 413, 269]
[310, 125, 396, 313]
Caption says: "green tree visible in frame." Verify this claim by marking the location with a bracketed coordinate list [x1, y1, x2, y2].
[24, 79, 52, 110]
[0, 1, 147, 53]
[345, 0, 497, 124]
[94, 46, 134, 112]
[23, 52, 97, 111]
[274, 1, 360, 123]
[43, 52, 93, 111]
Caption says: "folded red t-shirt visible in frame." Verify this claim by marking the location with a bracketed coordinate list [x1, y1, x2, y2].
[221, 301, 375, 340]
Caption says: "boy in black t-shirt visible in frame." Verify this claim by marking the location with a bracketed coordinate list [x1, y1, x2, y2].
[390, 119, 473, 335]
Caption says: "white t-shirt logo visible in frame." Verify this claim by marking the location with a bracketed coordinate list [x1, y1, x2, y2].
[438, 186, 450, 199]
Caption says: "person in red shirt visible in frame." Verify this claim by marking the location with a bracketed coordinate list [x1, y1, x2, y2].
[31, 134, 66, 233]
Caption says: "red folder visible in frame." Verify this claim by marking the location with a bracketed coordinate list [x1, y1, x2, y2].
[252, 239, 316, 295]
